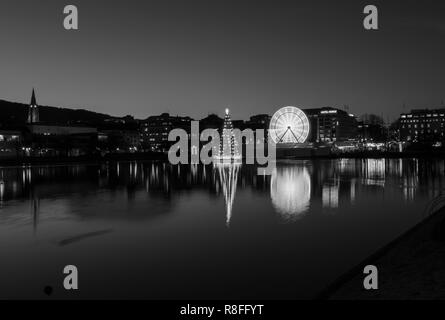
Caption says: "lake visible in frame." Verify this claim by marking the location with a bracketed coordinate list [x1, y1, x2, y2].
[0, 158, 443, 299]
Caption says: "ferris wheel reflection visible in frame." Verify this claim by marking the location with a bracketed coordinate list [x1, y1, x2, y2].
[270, 165, 311, 220]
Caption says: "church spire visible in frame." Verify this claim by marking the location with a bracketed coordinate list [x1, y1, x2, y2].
[30, 88, 37, 106]
[27, 88, 39, 124]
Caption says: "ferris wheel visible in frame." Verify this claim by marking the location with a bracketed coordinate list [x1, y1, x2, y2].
[269, 106, 310, 144]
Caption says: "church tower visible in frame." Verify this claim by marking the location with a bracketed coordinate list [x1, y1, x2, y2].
[27, 88, 39, 123]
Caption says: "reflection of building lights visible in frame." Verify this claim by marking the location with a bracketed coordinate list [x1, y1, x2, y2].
[190, 164, 198, 181]
[270, 165, 311, 220]
[129, 162, 138, 179]
[403, 180, 416, 201]
[0, 180, 4, 202]
[350, 178, 356, 204]
[362, 159, 385, 186]
[322, 183, 339, 208]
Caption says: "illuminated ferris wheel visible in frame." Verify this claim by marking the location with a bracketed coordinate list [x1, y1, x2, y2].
[269, 106, 310, 144]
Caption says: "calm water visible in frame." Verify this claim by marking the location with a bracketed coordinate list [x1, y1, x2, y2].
[0, 158, 444, 299]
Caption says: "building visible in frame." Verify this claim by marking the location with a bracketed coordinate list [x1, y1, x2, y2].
[0, 130, 22, 158]
[24, 89, 98, 156]
[304, 107, 358, 142]
[27, 89, 39, 124]
[28, 125, 97, 136]
[232, 120, 246, 130]
[199, 114, 224, 131]
[242, 114, 271, 145]
[245, 114, 271, 131]
[140, 113, 192, 152]
[357, 114, 386, 142]
[199, 113, 247, 131]
[399, 109, 445, 143]
[97, 116, 141, 153]
[25, 124, 98, 157]
[98, 128, 140, 153]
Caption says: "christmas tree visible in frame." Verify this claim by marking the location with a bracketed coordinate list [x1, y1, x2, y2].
[219, 108, 241, 160]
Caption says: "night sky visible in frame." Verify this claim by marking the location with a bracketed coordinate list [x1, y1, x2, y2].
[0, 0, 444, 121]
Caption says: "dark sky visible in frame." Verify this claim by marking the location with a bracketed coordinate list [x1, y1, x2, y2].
[0, 0, 444, 121]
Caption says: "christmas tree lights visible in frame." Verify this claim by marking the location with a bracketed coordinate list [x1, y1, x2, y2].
[218, 108, 241, 161]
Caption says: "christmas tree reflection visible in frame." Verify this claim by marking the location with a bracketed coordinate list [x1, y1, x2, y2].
[215, 162, 241, 226]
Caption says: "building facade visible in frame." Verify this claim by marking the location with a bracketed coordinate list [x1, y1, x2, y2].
[245, 114, 271, 131]
[98, 129, 140, 153]
[140, 113, 193, 152]
[357, 114, 386, 142]
[24, 90, 98, 156]
[199, 114, 224, 132]
[304, 107, 358, 143]
[0, 130, 22, 158]
[399, 108, 445, 143]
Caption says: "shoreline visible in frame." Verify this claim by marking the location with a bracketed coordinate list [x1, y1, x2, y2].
[1, 151, 445, 167]
[0, 152, 168, 167]
[316, 198, 445, 300]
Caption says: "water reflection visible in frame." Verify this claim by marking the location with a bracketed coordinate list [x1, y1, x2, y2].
[322, 180, 339, 209]
[0, 159, 445, 226]
[0, 179, 4, 204]
[214, 163, 241, 226]
[270, 164, 311, 219]
[31, 197, 40, 234]
[2, 158, 445, 300]
[362, 158, 385, 187]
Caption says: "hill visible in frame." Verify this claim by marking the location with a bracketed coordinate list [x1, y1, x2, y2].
[0, 99, 114, 126]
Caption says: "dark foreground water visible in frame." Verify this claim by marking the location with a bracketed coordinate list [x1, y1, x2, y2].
[0, 158, 444, 299]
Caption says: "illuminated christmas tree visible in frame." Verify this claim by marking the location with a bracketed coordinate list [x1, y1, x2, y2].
[220, 108, 241, 160]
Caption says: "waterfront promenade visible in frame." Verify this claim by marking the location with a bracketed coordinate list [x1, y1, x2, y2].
[320, 199, 445, 299]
